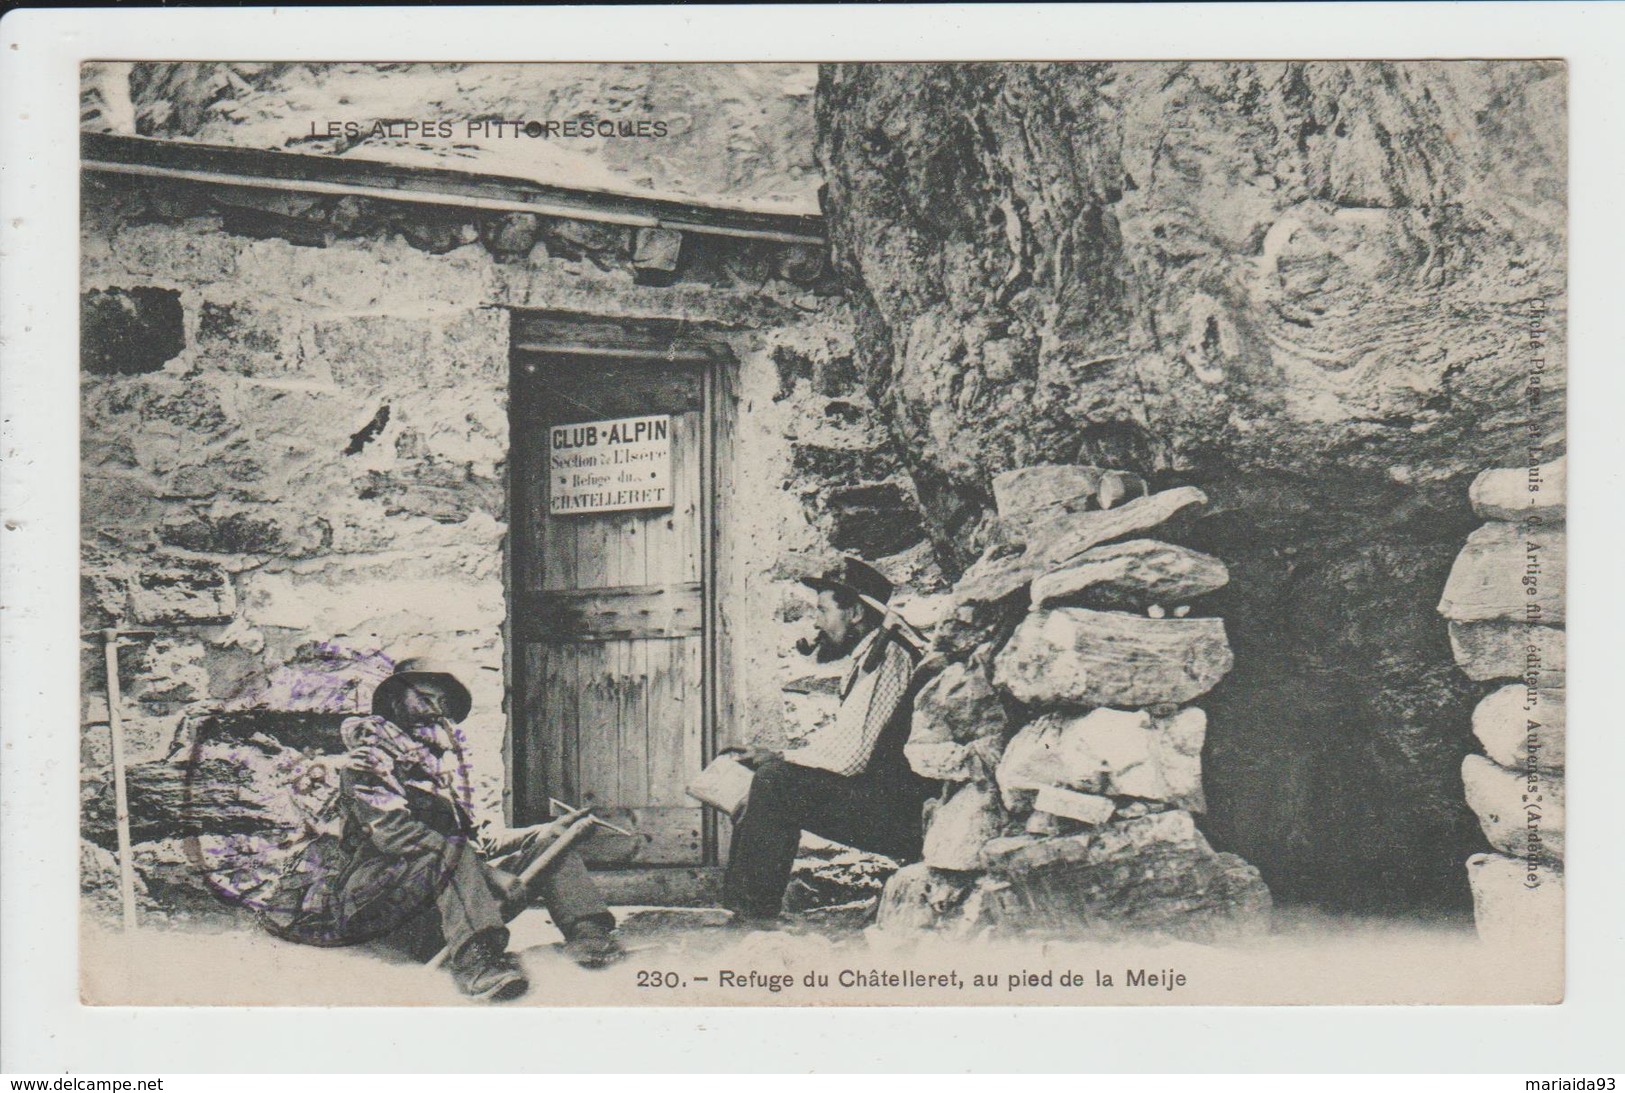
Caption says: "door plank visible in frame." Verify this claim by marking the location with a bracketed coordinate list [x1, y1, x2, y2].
[575, 641, 617, 809]
[517, 584, 703, 642]
[617, 640, 650, 808]
[620, 509, 649, 588]
[683, 631, 705, 799]
[578, 806, 705, 867]
[673, 414, 702, 582]
[542, 645, 579, 810]
[645, 637, 687, 807]
[516, 643, 548, 822]
[539, 436, 576, 593]
[573, 511, 613, 590]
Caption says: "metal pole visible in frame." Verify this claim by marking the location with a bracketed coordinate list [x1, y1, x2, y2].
[101, 628, 138, 930]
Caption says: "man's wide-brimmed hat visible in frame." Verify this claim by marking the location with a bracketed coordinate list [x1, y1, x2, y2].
[800, 556, 894, 608]
[371, 656, 473, 723]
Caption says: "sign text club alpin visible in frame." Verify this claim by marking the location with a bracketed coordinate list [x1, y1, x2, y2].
[549, 414, 674, 515]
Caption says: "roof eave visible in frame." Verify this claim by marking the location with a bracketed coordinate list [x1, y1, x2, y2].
[81, 132, 827, 247]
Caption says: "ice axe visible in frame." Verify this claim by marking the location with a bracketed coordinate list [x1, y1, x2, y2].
[425, 809, 600, 969]
[548, 796, 637, 839]
[854, 592, 930, 668]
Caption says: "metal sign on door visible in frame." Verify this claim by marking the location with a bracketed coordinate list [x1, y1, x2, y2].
[549, 414, 674, 515]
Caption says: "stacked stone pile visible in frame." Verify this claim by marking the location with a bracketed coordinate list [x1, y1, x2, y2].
[1438, 457, 1566, 947]
[878, 465, 1271, 941]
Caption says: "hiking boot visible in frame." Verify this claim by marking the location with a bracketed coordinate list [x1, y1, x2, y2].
[562, 919, 625, 969]
[449, 932, 529, 1002]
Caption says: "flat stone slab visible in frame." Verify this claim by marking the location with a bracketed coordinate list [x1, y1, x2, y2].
[992, 464, 1107, 519]
[1032, 785, 1116, 825]
[904, 737, 1005, 783]
[994, 607, 1233, 708]
[956, 487, 1209, 610]
[905, 658, 1010, 781]
[1462, 753, 1564, 863]
[991, 464, 1150, 530]
[995, 707, 1205, 812]
[1470, 456, 1565, 522]
[980, 810, 1206, 875]
[1466, 851, 1564, 950]
[878, 813, 1272, 942]
[127, 559, 237, 624]
[1448, 621, 1565, 684]
[1029, 538, 1229, 610]
[972, 812, 1271, 942]
[922, 782, 1006, 872]
[1438, 522, 1565, 625]
[873, 861, 975, 932]
[1473, 683, 1565, 771]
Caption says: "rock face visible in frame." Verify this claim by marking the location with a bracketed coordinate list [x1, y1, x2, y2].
[820, 60, 1564, 914]
[995, 609, 1232, 708]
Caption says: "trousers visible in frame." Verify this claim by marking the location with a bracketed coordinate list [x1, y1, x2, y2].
[342, 839, 613, 963]
[722, 756, 934, 918]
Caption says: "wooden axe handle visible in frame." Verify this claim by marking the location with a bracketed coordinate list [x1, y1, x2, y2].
[515, 814, 598, 886]
[426, 815, 598, 969]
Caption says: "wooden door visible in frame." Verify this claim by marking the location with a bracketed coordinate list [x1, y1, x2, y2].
[511, 348, 709, 867]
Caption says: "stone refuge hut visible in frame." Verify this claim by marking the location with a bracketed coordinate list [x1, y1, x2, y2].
[78, 126, 928, 915]
[81, 61, 1565, 935]
[77, 126, 1268, 933]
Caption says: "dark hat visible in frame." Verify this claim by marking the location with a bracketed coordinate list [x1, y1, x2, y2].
[800, 556, 894, 608]
[370, 655, 473, 724]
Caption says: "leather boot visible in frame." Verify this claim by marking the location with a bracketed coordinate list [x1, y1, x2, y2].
[449, 931, 529, 1002]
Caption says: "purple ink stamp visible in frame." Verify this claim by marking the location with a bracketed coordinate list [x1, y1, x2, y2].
[181, 644, 477, 948]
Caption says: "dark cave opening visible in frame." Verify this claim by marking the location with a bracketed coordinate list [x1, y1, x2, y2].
[1173, 466, 1496, 914]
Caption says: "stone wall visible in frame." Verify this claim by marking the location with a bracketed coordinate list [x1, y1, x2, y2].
[1437, 457, 1565, 951]
[79, 169, 926, 918]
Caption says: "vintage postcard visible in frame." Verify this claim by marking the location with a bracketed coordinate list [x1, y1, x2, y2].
[76, 59, 1565, 1007]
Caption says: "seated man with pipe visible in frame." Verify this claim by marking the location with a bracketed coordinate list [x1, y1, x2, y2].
[281, 657, 624, 1002]
[722, 557, 937, 926]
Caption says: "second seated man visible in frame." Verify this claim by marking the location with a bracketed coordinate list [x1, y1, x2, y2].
[721, 557, 937, 926]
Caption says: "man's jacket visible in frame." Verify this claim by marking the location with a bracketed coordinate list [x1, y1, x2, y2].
[271, 714, 481, 942]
